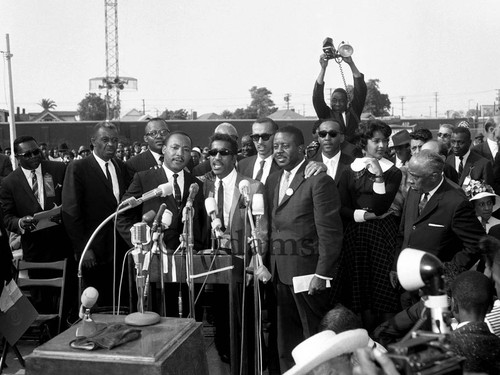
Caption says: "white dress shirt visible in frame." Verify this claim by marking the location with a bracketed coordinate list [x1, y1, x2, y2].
[163, 167, 185, 200]
[215, 168, 237, 227]
[252, 154, 274, 184]
[93, 152, 120, 203]
[21, 165, 44, 209]
[322, 152, 341, 179]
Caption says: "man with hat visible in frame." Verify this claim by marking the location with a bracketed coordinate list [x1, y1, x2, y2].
[390, 130, 411, 168]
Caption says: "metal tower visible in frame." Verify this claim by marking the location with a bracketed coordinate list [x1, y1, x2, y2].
[104, 0, 120, 120]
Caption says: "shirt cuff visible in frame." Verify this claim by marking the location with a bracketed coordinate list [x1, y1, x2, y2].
[373, 181, 386, 194]
[354, 209, 367, 223]
[314, 274, 333, 281]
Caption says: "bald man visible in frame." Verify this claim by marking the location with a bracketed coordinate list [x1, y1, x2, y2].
[421, 140, 459, 184]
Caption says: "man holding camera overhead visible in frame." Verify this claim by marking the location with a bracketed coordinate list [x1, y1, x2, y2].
[313, 50, 366, 143]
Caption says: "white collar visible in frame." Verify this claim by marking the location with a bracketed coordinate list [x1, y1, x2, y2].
[350, 157, 393, 173]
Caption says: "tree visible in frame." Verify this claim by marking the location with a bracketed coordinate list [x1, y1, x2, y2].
[246, 86, 277, 118]
[38, 98, 57, 111]
[77, 93, 107, 121]
[220, 110, 234, 119]
[363, 79, 391, 117]
[160, 108, 189, 120]
[466, 108, 480, 118]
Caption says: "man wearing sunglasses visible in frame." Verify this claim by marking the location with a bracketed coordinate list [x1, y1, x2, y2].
[436, 123, 454, 158]
[307, 119, 354, 185]
[126, 118, 170, 177]
[0, 135, 71, 312]
[238, 117, 280, 184]
[313, 54, 367, 142]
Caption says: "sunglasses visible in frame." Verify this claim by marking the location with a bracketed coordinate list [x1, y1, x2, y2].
[250, 133, 273, 142]
[437, 133, 451, 138]
[145, 129, 169, 138]
[16, 149, 42, 158]
[318, 130, 340, 138]
[208, 148, 233, 157]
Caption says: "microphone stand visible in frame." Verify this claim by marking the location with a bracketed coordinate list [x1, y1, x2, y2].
[181, 204, 196, 319]
[151, 227, 167, 317]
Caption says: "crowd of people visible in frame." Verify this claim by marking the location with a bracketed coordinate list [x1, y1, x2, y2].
[1, 53, 500, 375]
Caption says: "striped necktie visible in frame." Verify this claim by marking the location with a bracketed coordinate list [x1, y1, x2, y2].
[31, 170, 39, 203]
[255, 160, 266, 181]
[458, 156, 464, 178]
[173, 173, 182, 210]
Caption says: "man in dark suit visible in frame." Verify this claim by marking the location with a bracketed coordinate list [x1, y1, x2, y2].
[62, 122, 130, 308]
[125, 118, 170, 177]
[307, 119, 354, 185]
[399, 150, 485, 273]
[436, 123, 454, 158]
[446, 126, 494, 188]
[238, 118, 280, 185]
[266, 126, 343, 371]
[312, 54, 366, 143]
[0, 153, 13, 183]
[472, 120, 497, 162]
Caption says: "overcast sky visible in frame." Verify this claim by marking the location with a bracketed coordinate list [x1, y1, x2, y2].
[1, 0, 499, 118]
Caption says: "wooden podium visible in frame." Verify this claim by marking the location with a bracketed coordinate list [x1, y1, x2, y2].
[148, 253, 243, 375]
[25, 314, 208, 375]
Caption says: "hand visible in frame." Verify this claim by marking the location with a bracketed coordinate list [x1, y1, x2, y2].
[50, 213, 62, 225]
[19, 216, 37, 232]
[308, 275, 326, 295]
[364, 158, 383, 177]
[342, 55, 354, 65]
[304, 161, 327, 178]
[319, 54, 329, 69]
[81, 249, 97, 269]
[389, 271, 399, 289]
[353, 347, 399, 375]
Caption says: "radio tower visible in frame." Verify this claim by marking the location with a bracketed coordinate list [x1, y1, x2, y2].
[104, 0, 120, 120]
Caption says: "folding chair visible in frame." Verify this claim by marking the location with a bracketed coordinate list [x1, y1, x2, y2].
[17, 259, 67, 343]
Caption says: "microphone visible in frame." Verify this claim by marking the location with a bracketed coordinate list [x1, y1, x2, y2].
[122, 183, 173, 208]
[204, 197, 223, 237]
[252, 193, 264, 216]
[151, 203, 168, 233]
[162, 209, 173, 229]
[141, 210, 156, 226]
[239, 180, 251, 205]
[185, 183, 199, 209]
[78, 287, 99, 320]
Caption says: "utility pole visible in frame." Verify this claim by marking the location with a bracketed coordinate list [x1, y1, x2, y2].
[142, 99, 145, 115]
[400, 96, 405, 117]
[434, 92, 438, 118]
[2, 34, 17, 168]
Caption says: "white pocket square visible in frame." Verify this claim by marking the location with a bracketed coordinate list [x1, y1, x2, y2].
[428, 223, 444, 228]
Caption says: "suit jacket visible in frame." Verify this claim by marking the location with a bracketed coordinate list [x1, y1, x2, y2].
[117, 167, 206, 251]
[125, 149, 158, 177]
[308, 149, 354, 186]
[312, 74, 367, 142]
[0, 160, 70, 262]
[445, 151, 494, 187]
[62, 155, 129, 263]
[448, 321, 500, 373]
[237, 155, 281, 183]
[0, 154, 13, 184]
[399, 178, 485, 270]
[265, 160, 343, 285]
[0, 212, 12, 295]
[472, 141, 494, 162]
[203, 172, 267, 258]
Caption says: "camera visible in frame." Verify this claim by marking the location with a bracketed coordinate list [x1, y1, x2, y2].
[322, 37, 353, 60]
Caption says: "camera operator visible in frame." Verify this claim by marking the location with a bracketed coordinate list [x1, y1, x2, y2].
[313, 53, 367, 143]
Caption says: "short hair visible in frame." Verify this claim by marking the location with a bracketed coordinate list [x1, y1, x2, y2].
[145, 117, 169, 132]
[14, 135, 37, 154]
[484, 121, 496, 132]
[209, 133, 238, 155]
[332, 87, 348, 99]
[275, 126, 305, 146]
[319, 304, 362, 333]
[451, 271, 494, 315]
[254, 117, 279, 133]
[92, 121, 118, 138]
[165, 131, 192, 147]
[410, 128, 433, 143]
[452, 126, 471, 140]
[317, 118, 346, 134]
[439, 123, 455, 132]
[412, 149, 445, 175]
[355, 120, 391, 150]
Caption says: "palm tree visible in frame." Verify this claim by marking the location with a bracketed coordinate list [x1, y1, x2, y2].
[38, 98, 57, 111]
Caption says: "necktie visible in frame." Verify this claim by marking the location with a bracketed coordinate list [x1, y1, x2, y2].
[278, 171, 290, 203]
[418, 192, 429, 215]
[158, 155, 164, 166]
[481, 217, 488, 229]
[105, 162, 113, 190]
[217, 180, 226, 232]
[255, 160, 266, 181]
[458, 156, 464, 177]
[173, 173, 182, 210]
[326, 158, 334, 178]
[31, 170, 39, 203]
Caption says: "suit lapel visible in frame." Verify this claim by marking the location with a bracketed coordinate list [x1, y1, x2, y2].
[229, 174, 243, 228]
[460, 153, 476, 186]
[277, 162, 307, 209]
[90, 155, 113, 195]
[414, 184, 445, 222]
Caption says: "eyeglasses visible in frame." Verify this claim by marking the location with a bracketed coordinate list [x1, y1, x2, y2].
[437, 133, 451, 138]
[318, 130, 340, 138]
[250, 133, 273, 142]
[145, 129, 169, 138]
[208, 148, 233, 157]
[16, 149, 42, 158]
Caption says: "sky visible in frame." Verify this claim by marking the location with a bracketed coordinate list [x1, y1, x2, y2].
[1, 0, 499, 119]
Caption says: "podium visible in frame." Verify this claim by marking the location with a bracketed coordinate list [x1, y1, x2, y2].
[148, 253, 243, 375]
[25, 314, 208, 375]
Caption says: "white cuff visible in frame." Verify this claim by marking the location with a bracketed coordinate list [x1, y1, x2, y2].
[373, 181, 386, 194]
[354, 209, 367, 223]
[314, 274, 333, 281]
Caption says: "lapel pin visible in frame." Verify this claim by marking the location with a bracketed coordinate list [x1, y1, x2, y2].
[286, 188, 294, 196]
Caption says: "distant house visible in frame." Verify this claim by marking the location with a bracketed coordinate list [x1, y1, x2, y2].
[29, 110, 79, 122]
[268, 109, 305, 120]
[196, 112, 221, 120]
[120, 109, 152, 121]
[0, 109, 8, 122]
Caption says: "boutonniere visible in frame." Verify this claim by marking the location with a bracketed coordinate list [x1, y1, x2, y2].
[55, 183, 62, 190]
[285, 188, 294, 196]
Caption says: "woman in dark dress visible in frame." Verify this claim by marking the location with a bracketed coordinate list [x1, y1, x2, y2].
[337, 120, 402, 331]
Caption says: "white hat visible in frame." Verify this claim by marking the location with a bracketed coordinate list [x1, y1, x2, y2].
[192, 146, 202, 155]
[470, 191, 500, 212]
[284, 329, 369, 375]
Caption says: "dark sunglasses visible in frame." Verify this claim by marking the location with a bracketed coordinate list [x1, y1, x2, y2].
[250, 133, 273, 142]
[437, 133, 451, 138]
[318, 130, 340, 138]
[16, 149, 42, 158]
[208, 148, 233, 157]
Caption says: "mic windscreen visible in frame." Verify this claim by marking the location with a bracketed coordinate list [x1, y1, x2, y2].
[189, 183, 199, 197]
[142, 210, 156, 225]
[81, 287, 99, 308]
[238, 179, 250, 195]
[252, 194, 264, 215]
[158, 183, 173, 197]
[205, 197, 217, 215]
[131, 222, 148, 245]
[397, 248, 426, 291]
[162, 209, 173, 228]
